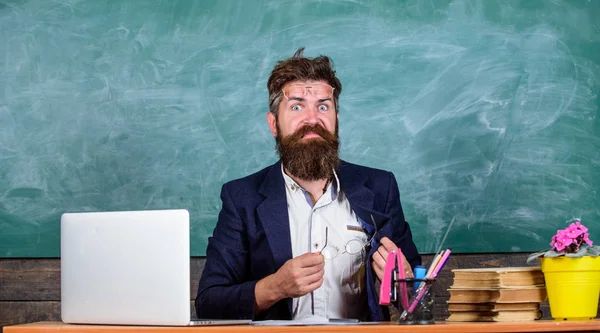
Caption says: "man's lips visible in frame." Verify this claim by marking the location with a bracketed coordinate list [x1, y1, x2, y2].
[302, 132, 322, 139]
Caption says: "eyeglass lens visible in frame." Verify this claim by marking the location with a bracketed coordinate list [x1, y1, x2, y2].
[321, 227, 368, 260]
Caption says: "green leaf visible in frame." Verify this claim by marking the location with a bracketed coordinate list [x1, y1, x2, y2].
[586, 246, 600, 256]
[544, 250, 564, 258]
[566, 247, 587, 257]
[527, 251, 547, 264]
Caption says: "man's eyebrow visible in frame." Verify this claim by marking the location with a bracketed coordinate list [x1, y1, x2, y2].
[318, 97, 333, 103]
[286, 96, 305, 102]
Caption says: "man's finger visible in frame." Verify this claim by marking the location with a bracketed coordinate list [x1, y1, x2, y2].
[379, 237, 398, 252]
[303, 269, 325, 286]
[298, 252, 325, 267]
[306, 276, 324, 293]
[302, 261, 325, 276]
[372, 250, 386, 271]
[371, 259, 384, 280]
[377, 244, 389, 263]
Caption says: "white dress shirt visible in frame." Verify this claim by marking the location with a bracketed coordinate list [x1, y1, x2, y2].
[282, 167, 369, 320]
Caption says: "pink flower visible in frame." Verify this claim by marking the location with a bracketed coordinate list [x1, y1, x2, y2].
[566, 223, 584, 238]
[550, 235, 557, 247]
[554, 241, 566, 252]
[548, 220, 594, 253]
[556, 230, 573, 246]
[551, 230, 573, 252]
[583, 233, 593, 246]
[575, 221, 588, 233]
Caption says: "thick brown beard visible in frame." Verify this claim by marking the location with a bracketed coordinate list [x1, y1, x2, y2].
[276, 123, 340, 181]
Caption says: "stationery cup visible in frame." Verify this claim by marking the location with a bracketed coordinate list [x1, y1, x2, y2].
[396, 278, 435, 325]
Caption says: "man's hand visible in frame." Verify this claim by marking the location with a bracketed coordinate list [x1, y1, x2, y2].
[254, 252, 324, 314]
[371, 237, 413, 281]
[273, 252, 325, 298]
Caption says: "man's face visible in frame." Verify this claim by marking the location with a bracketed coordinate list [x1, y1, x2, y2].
[266, 80, 340, 181]
[267, 80, 338, 140]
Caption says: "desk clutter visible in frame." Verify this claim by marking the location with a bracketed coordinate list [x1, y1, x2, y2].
[379, 248, 452, 324]
[446, 267, 547, 322]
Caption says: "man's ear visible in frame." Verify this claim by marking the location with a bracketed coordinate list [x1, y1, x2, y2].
[266, 111, 277, 137]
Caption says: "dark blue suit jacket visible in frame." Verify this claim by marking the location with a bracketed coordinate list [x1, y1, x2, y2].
[195, 160, 421, 321]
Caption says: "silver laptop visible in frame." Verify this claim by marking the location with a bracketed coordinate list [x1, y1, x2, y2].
[60, 209, 249, 326]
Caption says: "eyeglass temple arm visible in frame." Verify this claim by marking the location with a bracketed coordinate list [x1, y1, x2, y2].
[320, 227, 329, 251]
[369, 214, 380, 243]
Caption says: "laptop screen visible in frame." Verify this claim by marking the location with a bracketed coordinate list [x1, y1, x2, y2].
[61, 209, 191, 326]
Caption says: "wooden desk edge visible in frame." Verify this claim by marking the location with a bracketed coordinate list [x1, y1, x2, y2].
[4, 320, 600, 333]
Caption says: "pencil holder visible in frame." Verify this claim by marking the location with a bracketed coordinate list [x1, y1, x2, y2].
[395, 278, 436, 325]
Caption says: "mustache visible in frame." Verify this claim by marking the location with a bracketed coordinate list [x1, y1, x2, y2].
[289, 124, 335, 142]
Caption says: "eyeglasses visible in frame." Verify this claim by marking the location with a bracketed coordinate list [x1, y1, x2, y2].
[320, 215, 379, 260]
[282, 83, 335, 100]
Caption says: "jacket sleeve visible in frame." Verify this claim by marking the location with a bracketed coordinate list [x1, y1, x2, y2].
[385, 171, 421, 269]
[366, 171, 422, 321]
[195, 183, 256, 319]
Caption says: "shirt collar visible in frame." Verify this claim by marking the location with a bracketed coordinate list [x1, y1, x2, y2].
[281, 164, 340, 201]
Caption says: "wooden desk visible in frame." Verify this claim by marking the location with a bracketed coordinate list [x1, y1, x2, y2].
[3, 321, 600, 333]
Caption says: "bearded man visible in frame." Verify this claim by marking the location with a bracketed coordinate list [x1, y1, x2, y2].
[195, 48, 421, 322]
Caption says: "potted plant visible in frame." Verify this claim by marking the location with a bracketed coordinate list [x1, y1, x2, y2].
[527, 218, 600, 321]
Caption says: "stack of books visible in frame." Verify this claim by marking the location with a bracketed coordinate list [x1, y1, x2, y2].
[446, 267, 547, 322]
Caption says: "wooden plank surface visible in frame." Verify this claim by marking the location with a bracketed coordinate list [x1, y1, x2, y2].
[0, 258, 207, 301]
[0, 302, 60, 328]
[0, 259, 60, 301]
[4, 320, 600, 333]
[0, 301, 199, 327]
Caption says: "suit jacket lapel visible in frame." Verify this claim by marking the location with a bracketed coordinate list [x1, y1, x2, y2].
[338, 161, 391, 231]
[256, 161, 293, 270]
[338, 161, 375, 224]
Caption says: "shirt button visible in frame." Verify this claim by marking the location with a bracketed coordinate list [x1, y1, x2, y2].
[314, 243, 319, 249]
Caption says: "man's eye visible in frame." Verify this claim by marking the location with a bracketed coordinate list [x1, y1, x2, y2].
[318, 104, 329, 112]
[291, 105, 302, 111]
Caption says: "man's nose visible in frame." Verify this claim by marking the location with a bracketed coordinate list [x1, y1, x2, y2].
[303, 105, 320, 124]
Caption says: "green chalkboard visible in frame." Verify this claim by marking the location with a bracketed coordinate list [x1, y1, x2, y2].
[1, 0, 599, 257]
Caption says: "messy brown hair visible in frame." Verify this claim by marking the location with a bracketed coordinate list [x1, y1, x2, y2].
[267, 47, 342, 117]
